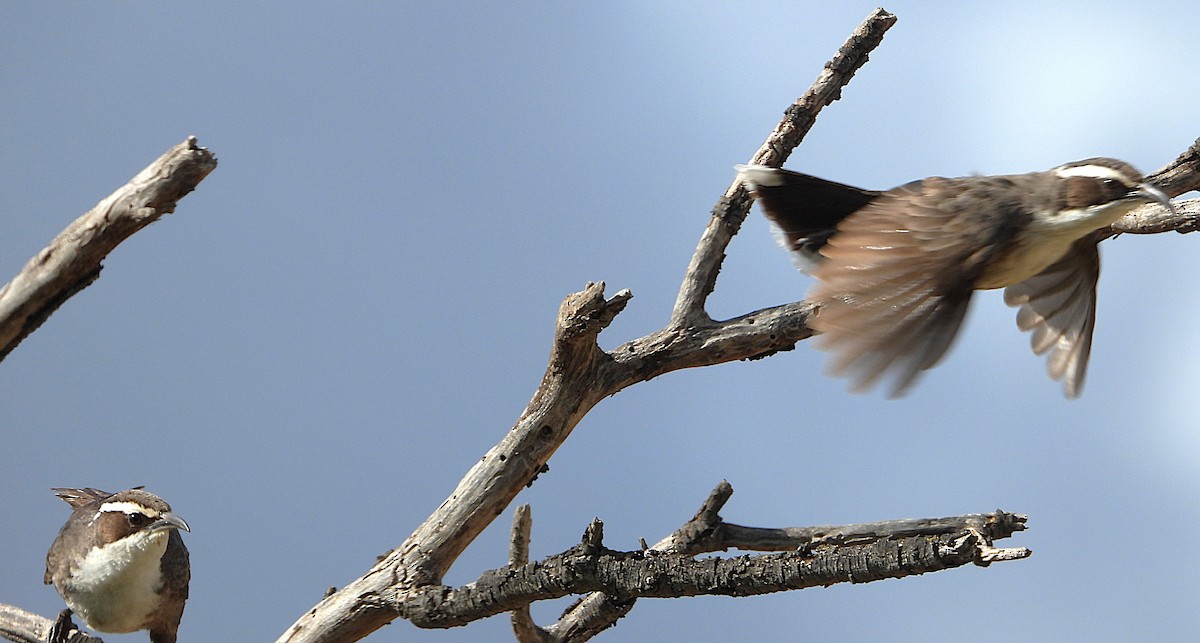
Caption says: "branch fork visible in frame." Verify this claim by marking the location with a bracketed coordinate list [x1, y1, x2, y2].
[4, 5, 1200, 643]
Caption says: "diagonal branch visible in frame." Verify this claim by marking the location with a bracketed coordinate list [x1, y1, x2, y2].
[0, 604, 103, 643]
[0, 136, 217, 363]
[522, 482, 1026, 641]
[652, 481, 1026, 556]
[670, 7, 897, 328]
[274, 5, 1195, 640]
[275, 9, 899, 642]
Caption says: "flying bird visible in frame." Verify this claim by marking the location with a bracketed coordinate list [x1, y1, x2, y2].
[45, 487, 190, 643]
[736, 158, 1174, 397]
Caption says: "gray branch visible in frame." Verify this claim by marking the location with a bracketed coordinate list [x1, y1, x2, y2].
[275, 5, 1197, 640]
[0, 604, 103, 643]
[399, 485, 1026, 629]
[496, 482, 1025, 642]
[670, 7, 898, 328]
[275, 9, 899, 642]
[0, 136, 217, 363]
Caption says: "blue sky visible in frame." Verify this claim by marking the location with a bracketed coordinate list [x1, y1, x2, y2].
[2, 3, 1199, 642]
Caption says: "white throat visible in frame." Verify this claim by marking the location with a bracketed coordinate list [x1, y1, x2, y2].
[65, 529, 170, 633]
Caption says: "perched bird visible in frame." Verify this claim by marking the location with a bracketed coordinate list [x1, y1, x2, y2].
[45, 487, 190, 643]
[736, 158, 1175, 397]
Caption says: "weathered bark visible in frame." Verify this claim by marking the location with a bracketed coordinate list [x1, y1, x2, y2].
[0, 136, 217, 362]
[0, 604, 103, 643]
[477, 483, 1025, 640]
[3, 6, 1200, 643]
[407, 524, 1017, 629]
[273, 3, 1199, 638]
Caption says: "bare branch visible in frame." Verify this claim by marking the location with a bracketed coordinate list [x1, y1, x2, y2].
[1103, 138, 1200, 237]
[539, 594, 635, 643]
[402, 503, 1027, 629]
[509, 506, 552, 643]
[497, 484, 1025, 641]
[0, 136, 217, 363]
[1147, 137, 1200, 197]
[273, 7, 1194, 640]
[670, 7, 898, 327]
[532, 482, 737, 642]
[1107, 198, 1200, 236]
[0, 604, 103, 643]
[651, 480, 736, 554]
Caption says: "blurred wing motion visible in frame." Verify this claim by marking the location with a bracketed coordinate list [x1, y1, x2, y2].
[1003, 239, 1100, 398]
[809, 178, 1010, 397]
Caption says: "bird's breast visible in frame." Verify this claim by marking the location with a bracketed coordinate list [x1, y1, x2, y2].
[975, 232, 1077, 290]
[64, 530, 169, 633]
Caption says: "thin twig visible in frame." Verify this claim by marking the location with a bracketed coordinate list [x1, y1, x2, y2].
[509, 506, 551, 643]
[669, 7, 898, 327]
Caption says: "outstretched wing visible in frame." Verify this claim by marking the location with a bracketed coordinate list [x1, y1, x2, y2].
[1004, 239, 1099, 398]
[810, 177, 1019, 397]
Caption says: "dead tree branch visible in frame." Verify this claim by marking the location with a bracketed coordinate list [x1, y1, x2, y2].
[0, 136, 217, 363]
[399, 483, 1027, 629]
[670, 7, 898, 328]
[0, 604, 103, 643]
[275, 6, 1196, 640]
[1107, 138, 1200, 236]
[509, 506, 553, 643]
[494, 482, 1026, 641]
[1, 7, 1194, 643]
[275, 9, 899, 643]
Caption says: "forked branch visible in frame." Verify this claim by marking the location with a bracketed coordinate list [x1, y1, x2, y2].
[406, 482, 1027, 630]
[276, 9, 900, 642]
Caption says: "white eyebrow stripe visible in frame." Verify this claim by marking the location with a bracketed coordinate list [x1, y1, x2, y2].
[98, 501, 159, 517]
[1053, 164, 1132, 183]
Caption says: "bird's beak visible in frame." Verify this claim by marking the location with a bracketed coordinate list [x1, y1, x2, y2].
[1135, 183, 1177, 216]
[153, 511, 191, 533]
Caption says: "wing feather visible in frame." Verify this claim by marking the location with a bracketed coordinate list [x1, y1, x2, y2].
[1004, 239, 1099, 397]
[809, 178, 1016, 396]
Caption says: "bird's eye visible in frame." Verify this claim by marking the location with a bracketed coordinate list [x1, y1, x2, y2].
[128, 513, 148, 526]
[1102, 178, 1120, 189]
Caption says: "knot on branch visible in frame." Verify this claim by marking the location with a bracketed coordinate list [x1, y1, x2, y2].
[580, 518, 606, 553]
[556, 282, 631, 344]
[982, 509, 1027, 541]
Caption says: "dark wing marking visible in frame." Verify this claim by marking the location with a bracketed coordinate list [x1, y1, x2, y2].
[739, 166, 880, 268]
[1004, 239, 1099, 398]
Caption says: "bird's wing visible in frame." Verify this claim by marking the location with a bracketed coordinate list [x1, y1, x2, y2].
[737, 165, 880, 269]
[810, 178, 1015, 397]
[1004, 238, 1099, 398]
